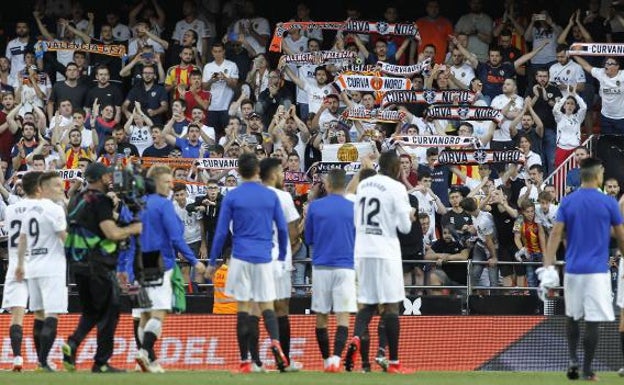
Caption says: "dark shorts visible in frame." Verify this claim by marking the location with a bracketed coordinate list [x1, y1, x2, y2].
[402, 251, 425, 273]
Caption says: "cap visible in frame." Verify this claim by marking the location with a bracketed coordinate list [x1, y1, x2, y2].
[247, 112, 261, 119]
[84, 162, 113, 182]
[254, 144, 266, 153]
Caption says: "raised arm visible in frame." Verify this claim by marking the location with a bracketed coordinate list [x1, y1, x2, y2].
[450, 35, 478, 68]
[514, 40, 549, 69]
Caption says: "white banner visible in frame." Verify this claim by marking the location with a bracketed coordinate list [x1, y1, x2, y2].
[334, 74, 412, 92]
[426, 105, 503, 123]
[391, 135, 477, 147]
[376, 58, 431, 77]
[283, 50, 357, 64]
[568, 42, 624, 56]
[196, 158, 239, 170]
[435, 149, 525, 165]
[321, 142, 377, 162]
[341, 108, 405, 123]
[382, 90, 476, 107]
[57, 169, 83, 180]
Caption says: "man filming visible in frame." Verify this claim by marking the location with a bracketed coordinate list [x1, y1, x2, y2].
[62, 163, 143, 373]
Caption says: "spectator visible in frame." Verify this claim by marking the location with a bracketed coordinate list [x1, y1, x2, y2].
[202, 42, 239, 139]
[292, 2, 323, 42]
[5, 20, 35, 79]
[517, 164, 546, 205]
[120, 45, 166, 87]
[47, 63, 88, 121]
[104, 11, 131, 43]
[128, 0, 166, 38]
[528, 68, 562, 176]
[257, 70, 294, 126]
[183, 70, 211, 122]
[454, 0, 493, 62]
[552, 87, 587, 168]
[13, 50, 51, 115]
[417, 148, 451, 207]
[425, 225, 470, 295]
[112, 125, 139, 158]
[513, 199, 546, 289]
[416, 0, 454, 65]
[228, 1, 271, 55]
[573, 55, 624, 135]
[371, 5, 412, 65]
[164, 47, 201, 101]
[127, 21, 167, 60]
[142, 125, 173, 158]
[535, 190, 558, 236]
[123, 64, 168, 125]
[172, 0, 213, 63]
[565, 146, 589, 194]
[490, 79, 523, 150]
[84, 66, 123, 124]
[524, 10, 561, 82]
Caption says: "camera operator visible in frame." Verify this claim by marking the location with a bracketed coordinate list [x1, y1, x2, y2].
[133, 164, 206, 373]
[61, 163, 143, 373]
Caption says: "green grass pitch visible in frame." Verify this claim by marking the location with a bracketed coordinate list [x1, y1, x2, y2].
[0, 371, 623, 385]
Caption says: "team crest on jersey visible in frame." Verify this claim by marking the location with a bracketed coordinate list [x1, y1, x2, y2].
[457, 106, 469, 120]
[461, 72, 465, 77]
[566, 69, 570, 74]
[617, 80, 621, 87]
[499, 70, 504, 76]
[376, 21, 390, 35]
[473, 149, 488, 164]
[423, 89, 436, 104]
[403, 297, 422, 315]
[151, 91, 156, 97]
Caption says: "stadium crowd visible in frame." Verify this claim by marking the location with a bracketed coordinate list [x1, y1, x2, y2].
[1, 0, 624, 304]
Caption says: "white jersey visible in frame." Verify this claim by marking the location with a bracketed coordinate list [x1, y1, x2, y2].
[549, 60, 585, 86]
[202, 60, 239, 111]
[490, 93, 523, 142]
[20, 198, 67, 279]
[354, 174, 412, 260]
[4, 198, 37, 277]
[450, 63, 475, 88]
[472, 210, 496, 245]
[591, 67, 624, 119]
[269, 186, 300, 265]
[296, 63, 317, 104]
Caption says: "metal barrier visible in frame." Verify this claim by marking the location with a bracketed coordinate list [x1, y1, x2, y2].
[543, 135, 596, 203]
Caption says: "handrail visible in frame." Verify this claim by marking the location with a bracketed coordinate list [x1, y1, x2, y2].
[543, 134, 595, 202]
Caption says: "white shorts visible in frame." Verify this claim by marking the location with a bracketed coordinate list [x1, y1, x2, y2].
[564, 272, 614, 322]
[136, 269, 173, 313]
[1, 276, 28, 310]
[274, 260, 292, 300]
[312, 267, 357, 314]
[27, 276, 68, 314]
[226, 257, 275, 302]
[357, 258, 405, 304]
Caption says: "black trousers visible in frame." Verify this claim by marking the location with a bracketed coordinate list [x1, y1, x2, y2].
[69, 267, 120, 366]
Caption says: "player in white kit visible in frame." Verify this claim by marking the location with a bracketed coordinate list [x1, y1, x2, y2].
[2, 171, 42, 371]
[16, 171, 68, 371]
[344, 151, 415, 374]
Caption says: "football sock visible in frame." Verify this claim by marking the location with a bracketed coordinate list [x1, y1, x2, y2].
[248, 315, 261, 365]
[360, 327, 371, 365]
[10, 324, 23, 357]
[133, 318, 142, 349]
[236, 312, 250, 361]
[278, 316, 291, 360]
[315, 327, 330, 359]
[333, 325, 349, 357]
[383, 312, 400, 361]
[39, 317, 58, 366]
[583, 322, 599, 375]
[33, 319, 44, 363]
[378, 317, 387, 351]
[261, 309, 280, 341]
[143, 318, 162, 362]
[566, 317, 580, 363]
[353, 305, 376, 337]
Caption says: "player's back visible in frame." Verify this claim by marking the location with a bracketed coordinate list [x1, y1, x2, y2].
[21, 198, 67, 279]
[354, 174, 412, 260]
[5, 198, 37, 271]
[558, 188, 623, 274]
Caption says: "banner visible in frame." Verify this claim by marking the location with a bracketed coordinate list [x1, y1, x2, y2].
[57, 169, 83, 180]
[339, 64, 378, 74]
[196, 158, 239, 170]
[427, 105, 504, 123]
[40, 40, 127, 57]
[321, 142, 377, 162]
[435, 149, 525, 165]
[313, 161, 371, 175]
[270, 21, 420, 52]
[341, 107, 405, 123]
[382, 90, 476, 107]
[334, 74, 412, 92]
[139, 157, 195, 169]
[283, 170, 310, 184]
[391, 135, 477, 148]
[567, 42, 624, 56]
[283, 50, 357, 64]
[377, 58, 431, 77]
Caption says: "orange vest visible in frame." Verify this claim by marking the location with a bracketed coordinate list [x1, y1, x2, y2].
[212, 264, 237, 314]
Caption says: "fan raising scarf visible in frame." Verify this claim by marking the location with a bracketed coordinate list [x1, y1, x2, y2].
[270, 20, 420, 52]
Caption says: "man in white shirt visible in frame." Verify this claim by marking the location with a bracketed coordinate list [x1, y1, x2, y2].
[5, 21, 33, 79]
[490, 78, 523, 150]
[449, 48, 475, 89]
[517, 164, 546, 205]
[574, 55, 624, 135]
[16, 171, 67, 372]
[202, 42, 239, 139]
[172, 0, 214, 62]
[344, 151, 415, 374]
[549, 45, 585, 92]
[229, 1, 270, 55]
